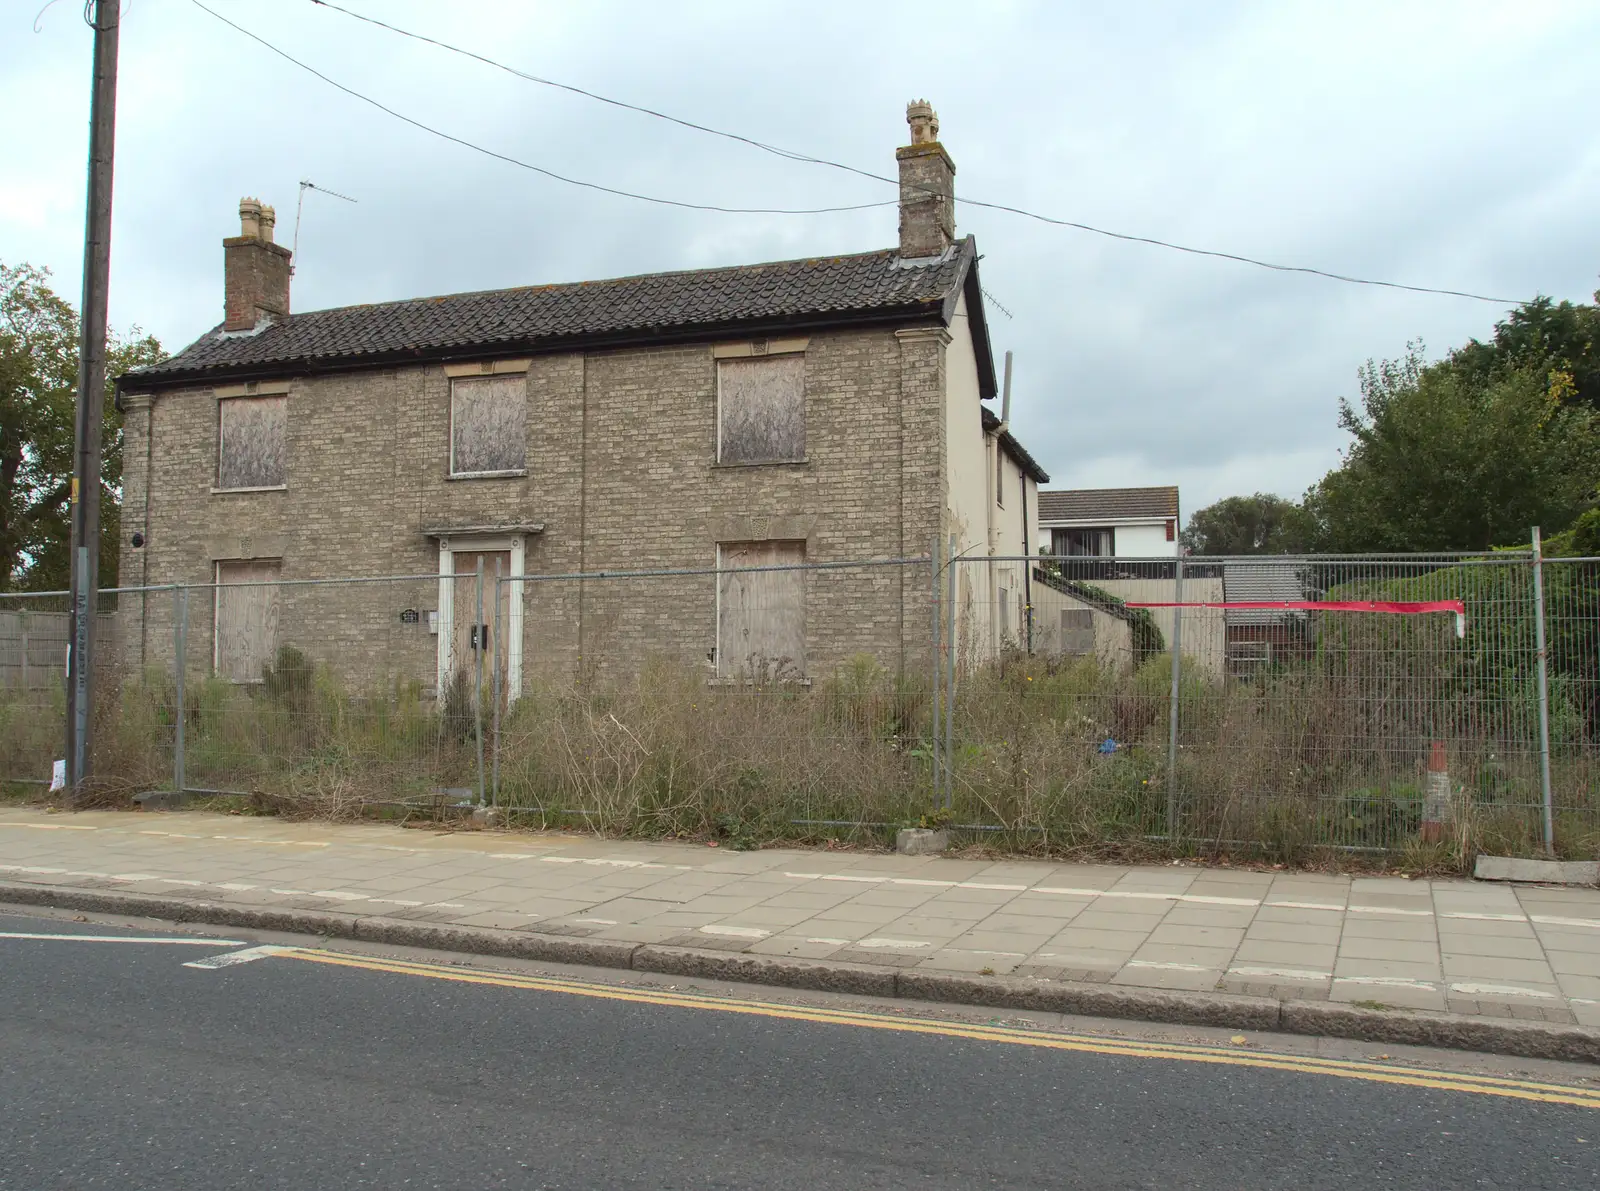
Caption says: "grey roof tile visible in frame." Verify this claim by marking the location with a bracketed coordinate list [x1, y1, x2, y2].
[127, 241, 975, 385]
[1036, 486, 1180, 524]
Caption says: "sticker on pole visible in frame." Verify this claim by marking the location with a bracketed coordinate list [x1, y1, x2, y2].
[50, 760, 66, 792]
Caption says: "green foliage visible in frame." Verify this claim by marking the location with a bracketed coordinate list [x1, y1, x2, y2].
[0, 261, 164, 591]
[1305, 345, 1600, 552]
[1448, 292, 1600, 413]
[1181, 493, 1315, 555]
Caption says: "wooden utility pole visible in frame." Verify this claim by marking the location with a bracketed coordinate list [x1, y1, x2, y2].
[66, 0, 121, 792]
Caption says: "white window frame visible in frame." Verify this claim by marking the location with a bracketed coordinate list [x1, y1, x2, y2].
[436, 534, 526, 700]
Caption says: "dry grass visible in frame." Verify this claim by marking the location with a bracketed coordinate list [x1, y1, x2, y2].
[1, 645, 1594, 871]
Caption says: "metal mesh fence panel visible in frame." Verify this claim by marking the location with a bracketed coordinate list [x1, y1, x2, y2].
[106, 573, 486, 809]
[494, 558, 935, 839]
[0, 592, 77, 787]
[948, 552, 1598, 857]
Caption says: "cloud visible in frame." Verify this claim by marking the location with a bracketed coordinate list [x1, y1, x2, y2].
[6, 0, 1598, 518]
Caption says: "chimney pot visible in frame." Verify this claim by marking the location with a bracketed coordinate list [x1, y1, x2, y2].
[895, 100, 956, 259]
[239, 197, 262, 240]
[224, 195, 292, 331]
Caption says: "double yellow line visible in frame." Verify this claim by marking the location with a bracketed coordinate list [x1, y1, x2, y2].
[279, 947, 1600, 1109]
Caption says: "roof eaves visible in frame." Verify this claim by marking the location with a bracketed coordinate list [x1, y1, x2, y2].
[116, 300, 950, 392]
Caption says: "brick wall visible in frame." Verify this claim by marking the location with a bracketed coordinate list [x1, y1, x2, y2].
[119, 323, 952, 694]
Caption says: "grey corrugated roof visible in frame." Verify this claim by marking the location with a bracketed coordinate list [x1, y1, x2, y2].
[125, 239, 980, 387]
[1036, 486, 1179, 524]
[1222, 561, 1308, 626]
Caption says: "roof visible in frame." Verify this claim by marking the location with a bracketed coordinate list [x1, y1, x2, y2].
[1036, 486, 1180, 525]
[1222, 561, 1309, 626]
[981, 407, 1050, 483]
[124, 237, 995, 394]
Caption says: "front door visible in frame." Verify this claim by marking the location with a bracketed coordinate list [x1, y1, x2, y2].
[450, 550, 512, 697]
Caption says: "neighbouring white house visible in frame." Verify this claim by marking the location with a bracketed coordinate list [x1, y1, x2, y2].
[1035, 487, 1180, 558]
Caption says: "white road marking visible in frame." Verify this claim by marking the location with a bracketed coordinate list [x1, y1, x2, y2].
[1264, 901, 1346, 912]
[1530, 915, 1600, 930]
[183, 945, 291, 969]
[310, 890, 370, 901]
[368, 898, 424, 907]
[570, 917, 617, 925]
[952, 948, 1026, 958]
[0, 931, 247, 945]
[0, 823, 96, 830]
[1124, 960, 1213, 972]
[1227, 966, 1332, 982]
[805, 937, 850, 945]
[1347, 905, 1435, 917]
[1441, 912, 1528, 922]
[1333, 976, 1438, 990]
[855, 937, 930, 950]
[699, 925, 770, 939]
[1448, 982, 1558, 999]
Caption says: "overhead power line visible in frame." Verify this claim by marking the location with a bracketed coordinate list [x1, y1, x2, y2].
[220, 0, 1520, 305]
[304, 0, 1525, 307]
[188, 0, 894, 218]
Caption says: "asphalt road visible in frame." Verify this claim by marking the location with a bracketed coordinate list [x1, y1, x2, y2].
[0, 910, 1595, 1190]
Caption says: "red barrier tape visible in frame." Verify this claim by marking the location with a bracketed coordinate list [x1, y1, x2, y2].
[1124, 599, 1467, 637]
[1124, 600, 1465, 615]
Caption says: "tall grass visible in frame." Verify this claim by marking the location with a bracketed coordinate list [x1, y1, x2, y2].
[1, 643, 1593, 867]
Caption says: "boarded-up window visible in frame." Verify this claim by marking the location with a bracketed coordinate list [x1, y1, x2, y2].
[717, 541, 805, 679]
[215, 559, 281, 683]
[217, 396, 286, 489]
[1061, 608, 1095, 656]
[451, 375, 526, 474]
[717, 355, 804, 464]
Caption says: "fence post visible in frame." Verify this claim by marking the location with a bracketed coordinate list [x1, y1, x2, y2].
[944, 533, 957, 810]
[473, 557, 486, 808]
[929, 534, 940, 810]
[1532, 527, 1555, 854]
[173, 586, 187, 798]
[18, 611, 27, 692]
[1165, 553, 1184, 840]
[491, 558, 503, 809]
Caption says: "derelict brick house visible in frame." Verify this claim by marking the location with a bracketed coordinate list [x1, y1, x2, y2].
[115, 102, 1048, 697]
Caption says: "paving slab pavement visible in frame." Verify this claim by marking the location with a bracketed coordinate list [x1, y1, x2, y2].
[2, 807, 1599, 1049]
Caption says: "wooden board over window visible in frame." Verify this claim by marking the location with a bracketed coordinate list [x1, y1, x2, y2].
[451, 375, 526, 474]
[718, 540, 805, 679]
[218, 395, 286, 489]
[1060, 608, 1095, 656]
[717, 355, 804, 464]
[215, 558, 281, 683]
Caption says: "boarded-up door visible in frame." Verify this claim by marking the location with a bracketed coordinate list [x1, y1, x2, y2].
[215, 559, 281, 683]
[451, 550, 512, 690]
[718, 541, 805, 679]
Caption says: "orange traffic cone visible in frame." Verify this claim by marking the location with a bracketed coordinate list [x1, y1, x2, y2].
[1420, 741, 1450, 843]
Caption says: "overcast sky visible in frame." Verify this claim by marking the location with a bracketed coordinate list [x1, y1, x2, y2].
[6, 0, 1597, 516]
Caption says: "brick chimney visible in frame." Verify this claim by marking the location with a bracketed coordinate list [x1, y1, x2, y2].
[223, 197, 292, 331]
[896, 100, 955, 259]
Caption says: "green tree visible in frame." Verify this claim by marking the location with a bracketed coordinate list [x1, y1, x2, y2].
[1448, 292, 1600, 412]
[1304, 342, 1600, 552]
[0, 261, 164, 592]
[1180, 492, 1314, 555]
